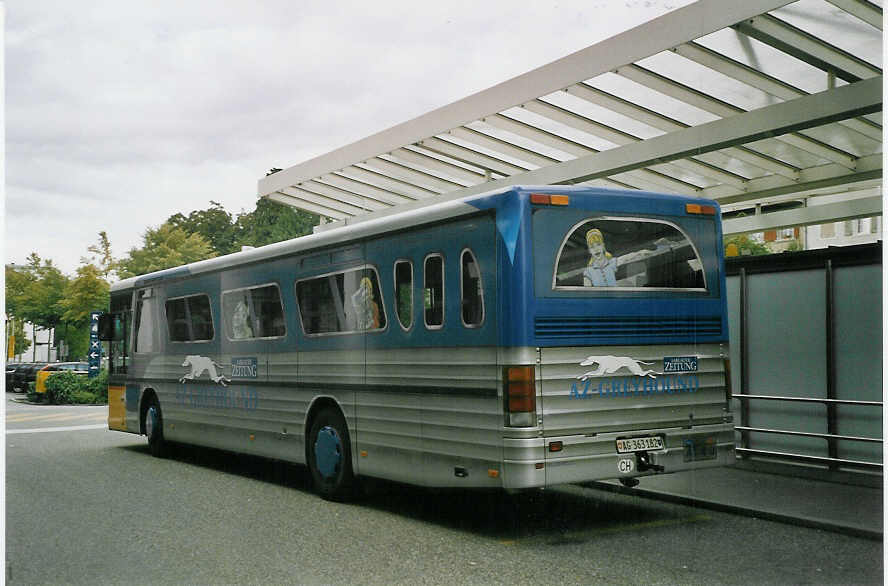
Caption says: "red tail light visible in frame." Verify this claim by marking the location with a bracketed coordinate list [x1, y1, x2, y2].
[504, 366, 536, 427]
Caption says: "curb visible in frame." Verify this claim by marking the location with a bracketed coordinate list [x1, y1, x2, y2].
[585, 481, 883, 541]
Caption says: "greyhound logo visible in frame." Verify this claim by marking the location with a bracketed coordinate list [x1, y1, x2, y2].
[578, 355, 659, 380]
[180, 355, 231, 386]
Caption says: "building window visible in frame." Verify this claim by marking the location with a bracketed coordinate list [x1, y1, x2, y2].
[820, 223, 835, 238]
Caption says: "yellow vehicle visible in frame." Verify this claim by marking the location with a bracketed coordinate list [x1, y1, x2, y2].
[35, 362, 89, 393]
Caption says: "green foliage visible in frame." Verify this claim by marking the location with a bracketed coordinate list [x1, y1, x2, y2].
[786, 239, 803, 252]
[724, 235, 772, 257]
[234, 199, 318, 249]
[44, 371, 79, 404]
[60, 264, 109, 328]
[162, 199, 319, 258]
[117, 224, 216, 278]
[26, 382, 41, 403]
[43, 370, 107, 405]
[7, 254, 69, 331]
[83, 231, 116, 278]
[167, 201, 239, 256]
[70, 390, 101, 404]
[57, 323, 90, 362]
[86, 369, 109, 401]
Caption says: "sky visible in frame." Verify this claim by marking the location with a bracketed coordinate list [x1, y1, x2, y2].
[4, 0, 692, 276]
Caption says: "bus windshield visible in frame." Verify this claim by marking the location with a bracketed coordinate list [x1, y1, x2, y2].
[551, 217, 707, 291]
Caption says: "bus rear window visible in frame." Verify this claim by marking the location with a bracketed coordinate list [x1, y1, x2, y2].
[553, 218, 705, 291]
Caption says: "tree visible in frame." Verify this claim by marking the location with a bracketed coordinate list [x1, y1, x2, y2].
[60, 263, 110, 327]
[167, 201, 239, 256]
[235, 198, 318, 248]
[724, 235, 772, 257]
[83, 231, 116, 279]
[15, 254, 69, 332]
[117, 224, 216, 278]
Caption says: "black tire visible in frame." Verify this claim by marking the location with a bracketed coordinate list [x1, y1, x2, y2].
[143, 396, 167, 458]
[307, 407, 355, 501]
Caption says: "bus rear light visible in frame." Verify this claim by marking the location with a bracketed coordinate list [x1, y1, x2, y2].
[549, 441, 563, 452]
[504, 365, 536, 427]
[530, 193, 570, 206]
[686, 203, 717, 216]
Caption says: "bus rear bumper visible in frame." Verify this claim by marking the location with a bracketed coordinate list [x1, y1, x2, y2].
[502, 423, 735, 490]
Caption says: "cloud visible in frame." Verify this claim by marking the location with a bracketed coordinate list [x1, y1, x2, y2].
[5, 0, 690, 273]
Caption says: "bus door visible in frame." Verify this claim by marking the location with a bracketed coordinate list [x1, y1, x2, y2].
[101, 291, 133, 431]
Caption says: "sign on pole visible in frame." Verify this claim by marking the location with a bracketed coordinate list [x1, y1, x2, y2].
[88, 311, 102, 378]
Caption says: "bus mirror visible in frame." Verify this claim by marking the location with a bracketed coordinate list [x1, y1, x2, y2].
[98, 314, 114, 341]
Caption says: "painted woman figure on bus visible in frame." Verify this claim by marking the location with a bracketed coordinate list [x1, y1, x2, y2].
[351, 276, 380, 330]
[583, 228, 617, 287]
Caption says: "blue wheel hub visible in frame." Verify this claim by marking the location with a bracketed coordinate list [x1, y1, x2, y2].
[314, 426, 342, 480]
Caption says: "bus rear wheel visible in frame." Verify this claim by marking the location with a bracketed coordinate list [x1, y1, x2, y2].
[307, 407, 355, 501]
[143, 396, 167, 458]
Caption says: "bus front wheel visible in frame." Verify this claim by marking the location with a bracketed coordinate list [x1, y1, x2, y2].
[307, 407, 355, 501]
[143, 396, 167, 458]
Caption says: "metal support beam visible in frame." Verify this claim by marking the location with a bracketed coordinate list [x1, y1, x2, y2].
[389, 147, 487, 185]
[734, 14, 881, 82]
[511, 78, 881, 192]
[673, 42, 882, 141]
[703, 153, 882, 205]
[330, 78, 881, 228]
[566, 83, 801, 179]
[267, 192, 350, 220]
[278, 186, 368, 216]
[339, 165, 437, 200]
[825, 0, 883, 29]
[616, 62, 860, 168]
[317, 173, 416, 206]
[723, 195, 882, 234]
[417, 136, 529, 176]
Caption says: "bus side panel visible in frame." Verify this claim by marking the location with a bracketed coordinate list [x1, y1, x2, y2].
[357, 214, 502, 487]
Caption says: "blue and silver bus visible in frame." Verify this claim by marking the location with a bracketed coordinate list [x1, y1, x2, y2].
[102, 185, 734, 500]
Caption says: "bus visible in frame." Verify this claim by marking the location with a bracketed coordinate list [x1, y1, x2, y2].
[100, 185, 734, 500]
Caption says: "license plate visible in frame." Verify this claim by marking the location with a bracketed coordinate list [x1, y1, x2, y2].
[616, 435, 664, 453]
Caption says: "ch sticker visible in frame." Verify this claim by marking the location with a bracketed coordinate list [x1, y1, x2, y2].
[618, 458, 634, 474]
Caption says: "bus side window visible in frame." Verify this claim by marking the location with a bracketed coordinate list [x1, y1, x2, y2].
[222, 284, 285, 340]
[134, 288, 156, 353]
[424, 254, 444, 329]
[394, 260, 413, 330]
[460, 249, 484, 327]
[165, 294, 215, 342]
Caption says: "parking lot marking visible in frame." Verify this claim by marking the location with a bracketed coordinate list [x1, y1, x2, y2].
[8, 424, 107, 435]
[6, 411, 106, 423]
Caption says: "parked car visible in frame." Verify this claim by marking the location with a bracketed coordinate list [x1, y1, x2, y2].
[6, 362, 24, 390]
[20, 363, 50, 392]
[11, 363, 39, 392]
[35, 362, 89, 393]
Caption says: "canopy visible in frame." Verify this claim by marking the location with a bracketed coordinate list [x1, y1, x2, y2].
[258, 0, 882, 236]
